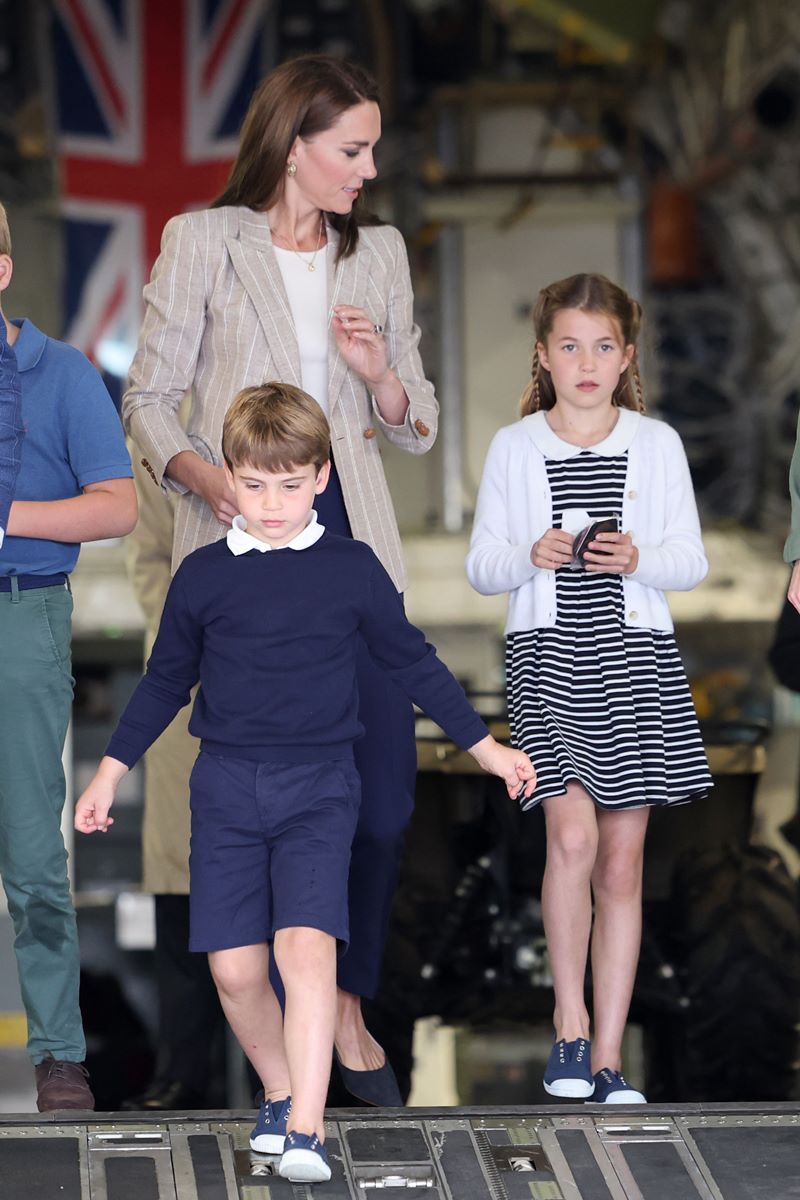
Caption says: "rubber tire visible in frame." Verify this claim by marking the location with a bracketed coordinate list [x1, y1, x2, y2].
[653, 844, 800, 1102]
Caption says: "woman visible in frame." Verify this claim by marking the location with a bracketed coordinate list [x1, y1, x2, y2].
[122, 54, 438, 1106]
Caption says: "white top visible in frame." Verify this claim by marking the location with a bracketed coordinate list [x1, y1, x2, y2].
[274, 244, 330, 416]
[466, 408, 708, 635]
[226, 510, 326, 556]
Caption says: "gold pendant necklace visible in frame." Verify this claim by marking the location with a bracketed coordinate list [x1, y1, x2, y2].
[272, 215, 324, 272]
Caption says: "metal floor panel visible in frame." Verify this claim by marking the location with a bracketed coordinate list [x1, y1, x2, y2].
[0, 1104, 796, 1199]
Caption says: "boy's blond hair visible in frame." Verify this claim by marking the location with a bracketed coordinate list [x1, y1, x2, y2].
[222, 382, 330, 473]
[0, 203, 10, 258]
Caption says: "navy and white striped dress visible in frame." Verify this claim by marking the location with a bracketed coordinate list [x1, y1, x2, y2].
[506, 450, 711, 811]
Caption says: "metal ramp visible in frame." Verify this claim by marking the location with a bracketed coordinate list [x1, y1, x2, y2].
[0, 1104, 797, 1198]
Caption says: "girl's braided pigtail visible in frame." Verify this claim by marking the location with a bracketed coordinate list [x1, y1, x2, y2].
[520, 347, 542, 416]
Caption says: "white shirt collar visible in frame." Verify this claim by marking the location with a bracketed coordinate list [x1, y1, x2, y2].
[522, 407, 641, 459]
[226, 510, 326, 556]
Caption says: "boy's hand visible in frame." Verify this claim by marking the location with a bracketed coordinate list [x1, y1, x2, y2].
[531, 529, 573, 569]
[468, 735, 536, 801]
[74, 757, 128, 834]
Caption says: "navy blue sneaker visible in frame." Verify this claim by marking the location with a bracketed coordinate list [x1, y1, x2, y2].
[249, 1094, 292, 1153]
[543, 1037, 594, 1098]
[591, 1069, 646, 1104]
[279, 1130, 331, 1183]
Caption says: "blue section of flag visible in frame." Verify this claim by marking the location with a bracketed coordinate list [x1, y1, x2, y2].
[218, 33, 262, 138]
[202, 0, 228, 27]
[102, 0, 126, 35]
[63, 218, 113, 334]
[53, 13, 112, 138]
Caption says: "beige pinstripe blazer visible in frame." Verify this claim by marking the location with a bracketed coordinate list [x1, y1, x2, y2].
[122, 206, 438, 590]
[126, 448, 197, 893]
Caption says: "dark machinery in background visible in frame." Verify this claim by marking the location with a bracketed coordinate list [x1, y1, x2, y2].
[363, 706, 800, 1106]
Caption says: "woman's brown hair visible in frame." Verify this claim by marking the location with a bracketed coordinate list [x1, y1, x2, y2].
[520, 273, 645, 416]
[213, 54, 382, 262]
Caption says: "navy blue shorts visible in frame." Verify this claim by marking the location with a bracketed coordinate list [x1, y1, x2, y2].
[188, 752, 361, 953]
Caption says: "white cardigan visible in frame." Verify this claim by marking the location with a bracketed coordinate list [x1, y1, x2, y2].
[466, 409, 707, 635]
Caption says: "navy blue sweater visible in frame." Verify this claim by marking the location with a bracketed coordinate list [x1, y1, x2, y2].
[107, 531, 489, 767]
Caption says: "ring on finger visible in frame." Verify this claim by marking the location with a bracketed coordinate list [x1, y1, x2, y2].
[373, 323, 383, 334]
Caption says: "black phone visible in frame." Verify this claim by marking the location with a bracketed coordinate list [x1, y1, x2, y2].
[572, 516, 618, 563]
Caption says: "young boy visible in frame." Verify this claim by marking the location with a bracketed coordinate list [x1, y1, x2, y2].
[76, 382, 535, 1184]
[0, 200, 137, 1110]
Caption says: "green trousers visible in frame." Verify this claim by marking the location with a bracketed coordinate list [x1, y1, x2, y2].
[0, 580, 85, 1063]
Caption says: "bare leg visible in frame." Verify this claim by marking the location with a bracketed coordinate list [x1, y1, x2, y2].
[274, 926, 337, 1139]
[335, 989, 384, 1070]
[542, 784, 599, 1042]
[208, 944, 290, 1103]
[590, 807, 650, 1072]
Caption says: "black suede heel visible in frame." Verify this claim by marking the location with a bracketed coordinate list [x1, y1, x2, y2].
[334, 1050, 403, 1107]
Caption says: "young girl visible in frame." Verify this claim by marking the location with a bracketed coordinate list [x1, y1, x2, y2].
[467, 273, 711, 1104]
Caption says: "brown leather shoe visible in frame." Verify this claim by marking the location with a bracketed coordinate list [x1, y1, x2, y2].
[35, 1056, 95, 1111]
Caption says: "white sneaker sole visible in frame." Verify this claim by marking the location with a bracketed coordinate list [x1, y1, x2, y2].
[596, 1090, 647, 1104]
[279, 1148, 332, 1183]
[544, 1078, 595, 1099]
[249, 1132, 285, 1153]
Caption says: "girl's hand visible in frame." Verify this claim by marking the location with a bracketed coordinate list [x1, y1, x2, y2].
[74, 757, 128, 834]
[468, 735, 537, 801]
[531, 529, 574, 570]
[584, 530, 639, 575]
[332, 305, 389, 386]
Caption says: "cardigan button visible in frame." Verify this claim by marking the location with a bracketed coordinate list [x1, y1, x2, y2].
[628, 489, 638, 499]
[414, 418, 430, 437]
[363, 427, 377, 439]
[629, 610, 639, 620]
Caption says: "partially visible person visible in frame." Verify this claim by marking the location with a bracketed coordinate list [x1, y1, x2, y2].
[122, 54, 438, 1105]
[0, 199, 137, 1111]
[122, 448, 224, 1111]
[467, 273, 710, 1105]
[76, 382, 535, 1183]
[785, 423, 800, 612]
[768, 595, 800, 852]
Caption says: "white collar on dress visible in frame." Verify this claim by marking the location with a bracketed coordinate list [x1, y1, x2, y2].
[226, 510, 326, 556]
[522, 407, 641, 460]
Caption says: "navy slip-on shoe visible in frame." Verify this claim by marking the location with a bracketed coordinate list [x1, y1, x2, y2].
[543, 1037, 594, 1099]
[279, 1130, 331, 1183]
[249, 1094, 292, 1153]
[590, 1069, 646, 1104]
[334, 1049, 403, 1107]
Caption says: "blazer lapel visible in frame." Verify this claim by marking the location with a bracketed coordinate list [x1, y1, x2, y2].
[327, 229, 371, 416]
[224, 209, 302, 387]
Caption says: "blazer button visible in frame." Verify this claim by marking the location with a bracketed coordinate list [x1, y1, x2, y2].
[414, 418, 430, 437]
[363, 427, 377, 439]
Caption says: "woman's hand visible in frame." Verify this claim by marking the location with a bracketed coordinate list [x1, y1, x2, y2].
[332, 305, 390, 386]
[167, 453, 238, 526]
[584, 530, 639, 575]
[531, 529, 574, 570]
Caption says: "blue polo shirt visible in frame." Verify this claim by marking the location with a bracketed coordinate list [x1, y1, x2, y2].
[0, 319, 132, 576]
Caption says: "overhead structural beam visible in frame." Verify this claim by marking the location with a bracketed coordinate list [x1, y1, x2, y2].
[498, 0, 644, 63]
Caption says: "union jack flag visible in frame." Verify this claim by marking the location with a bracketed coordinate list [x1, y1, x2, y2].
[49, 0, 266, 394]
